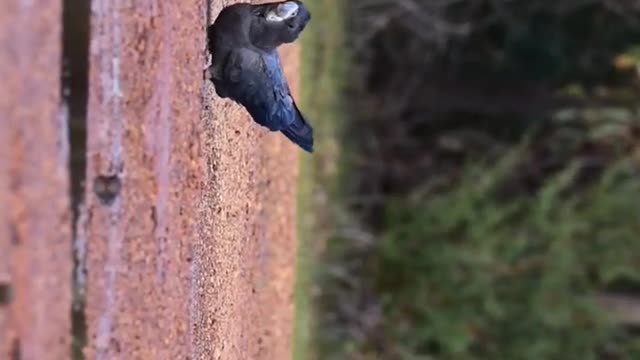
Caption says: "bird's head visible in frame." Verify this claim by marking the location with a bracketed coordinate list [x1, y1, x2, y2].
[248, 1, 311, 49]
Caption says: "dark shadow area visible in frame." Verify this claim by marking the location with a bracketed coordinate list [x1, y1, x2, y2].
[10, 338, 20, 360]
[346, 2, 640, 223]
[61, 0, 90, 357]
[0, 282, 14, 306]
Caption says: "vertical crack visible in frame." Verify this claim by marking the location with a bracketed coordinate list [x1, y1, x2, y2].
[62, 0, 91, 356]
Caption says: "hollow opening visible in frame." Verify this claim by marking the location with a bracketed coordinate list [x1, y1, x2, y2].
[0, 282, 13, 306]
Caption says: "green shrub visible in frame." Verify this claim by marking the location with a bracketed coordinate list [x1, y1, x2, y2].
[320, 154, 640, 359]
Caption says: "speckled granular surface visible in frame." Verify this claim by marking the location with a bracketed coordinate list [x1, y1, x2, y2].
[82, 0, 204, 357]
[82, 0, 301, 358]
[193, 38, 301, 360]
[190, 2, 301, 358]
[0, 0, 72, 358]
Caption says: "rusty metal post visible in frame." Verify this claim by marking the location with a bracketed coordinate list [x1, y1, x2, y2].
[0, 0, 71, 358]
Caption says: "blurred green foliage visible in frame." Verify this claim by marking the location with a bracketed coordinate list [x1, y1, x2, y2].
[298, 0, 640, 359]
[318, 153, 640, 359]
[375, 159, 640, 359]
[294, 0, 347, 358]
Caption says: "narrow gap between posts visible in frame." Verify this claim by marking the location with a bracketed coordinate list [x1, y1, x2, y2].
[61, 0, 91, 357]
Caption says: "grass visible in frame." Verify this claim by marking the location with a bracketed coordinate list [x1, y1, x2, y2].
[293, 0, 346, 358]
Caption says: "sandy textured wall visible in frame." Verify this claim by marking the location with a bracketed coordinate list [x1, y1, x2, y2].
[82, 0, 300, 359]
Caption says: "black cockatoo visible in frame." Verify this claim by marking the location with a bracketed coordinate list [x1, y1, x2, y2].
[206, 1, 314, 152]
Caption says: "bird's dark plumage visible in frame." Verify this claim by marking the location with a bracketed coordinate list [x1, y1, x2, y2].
[207, 1, 314, 152]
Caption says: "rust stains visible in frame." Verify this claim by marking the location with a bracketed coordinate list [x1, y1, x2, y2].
[0, 0, 72, 358]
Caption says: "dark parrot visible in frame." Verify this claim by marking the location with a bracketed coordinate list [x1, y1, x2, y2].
[206, 1, 314, 152]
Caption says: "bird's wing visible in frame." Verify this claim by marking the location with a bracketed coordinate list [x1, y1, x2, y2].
[261, 52, 314, 152]
[261, 52, 300, 129]
[223, 48, 299, 131]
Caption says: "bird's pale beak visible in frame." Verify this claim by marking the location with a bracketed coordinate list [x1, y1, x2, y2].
[277, 2, 299, 19]
[266, 2, 299, 22]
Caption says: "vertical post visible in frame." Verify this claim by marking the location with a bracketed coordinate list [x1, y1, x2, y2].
[0, 0, 71, 358]
[82, 0, 302, 358]
[83, 0, 205, 358]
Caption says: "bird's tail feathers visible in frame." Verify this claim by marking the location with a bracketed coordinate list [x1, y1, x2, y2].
[281, 107, 314, 153]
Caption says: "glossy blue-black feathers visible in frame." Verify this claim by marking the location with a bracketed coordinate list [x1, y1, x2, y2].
[207, 1, 314, 152]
